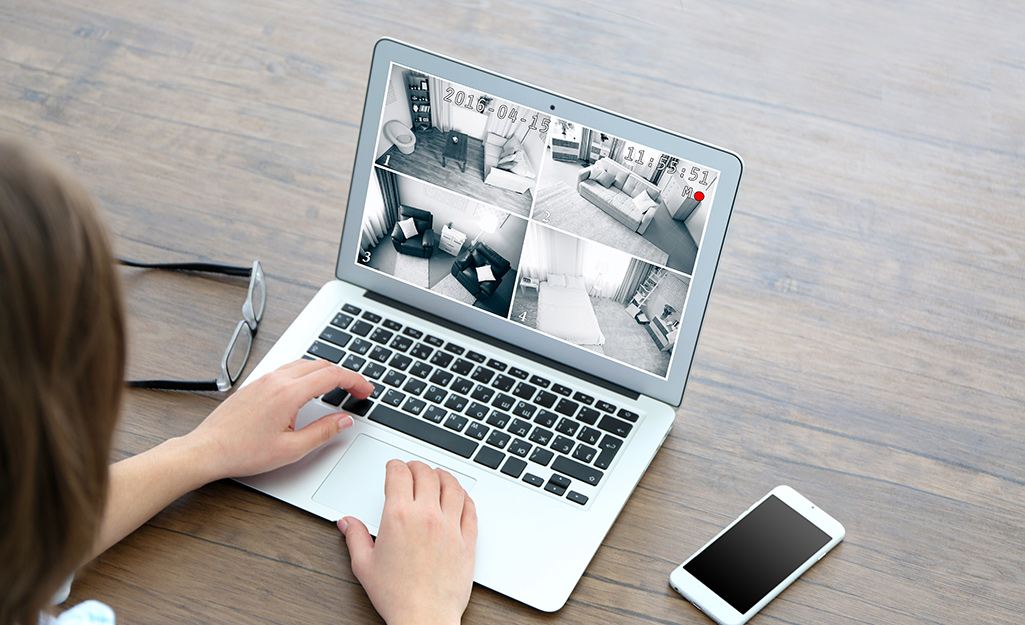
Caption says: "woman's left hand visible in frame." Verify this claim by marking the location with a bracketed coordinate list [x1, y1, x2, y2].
[184, 359, 374, 481]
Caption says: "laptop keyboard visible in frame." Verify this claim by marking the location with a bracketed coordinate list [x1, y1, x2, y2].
[304, 303, 641, 506]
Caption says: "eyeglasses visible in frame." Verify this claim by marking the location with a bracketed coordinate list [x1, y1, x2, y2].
[119, 258, 266, 392]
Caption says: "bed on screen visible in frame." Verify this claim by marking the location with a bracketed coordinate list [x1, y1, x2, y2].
[536, 275, 606, 347]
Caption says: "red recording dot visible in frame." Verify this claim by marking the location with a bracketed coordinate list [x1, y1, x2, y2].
[694, 191, 705, 201]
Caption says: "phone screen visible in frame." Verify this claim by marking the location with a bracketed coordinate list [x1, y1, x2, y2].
[683, 495, 831, 614]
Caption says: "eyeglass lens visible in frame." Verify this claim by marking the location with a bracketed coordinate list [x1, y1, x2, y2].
[225, 324, 253, 383]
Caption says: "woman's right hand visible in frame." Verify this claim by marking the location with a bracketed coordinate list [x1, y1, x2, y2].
[183, 358, 372, 482]
[339, 460, 478, 625]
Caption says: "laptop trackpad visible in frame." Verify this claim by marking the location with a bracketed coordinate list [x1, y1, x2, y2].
[312, 434, 477, 531]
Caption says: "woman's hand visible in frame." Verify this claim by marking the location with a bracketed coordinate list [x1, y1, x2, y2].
[340, 460, 478, 625]
[185, 358, 374, 481]
[94, 359, 372, 560]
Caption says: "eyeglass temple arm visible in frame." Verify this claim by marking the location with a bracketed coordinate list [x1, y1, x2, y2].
[128, 379, 222, 392]
[118, 258, 252, 277]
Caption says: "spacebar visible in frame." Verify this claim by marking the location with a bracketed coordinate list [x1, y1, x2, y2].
[369, 405, 478, 459]
[552, 455, 604, 485]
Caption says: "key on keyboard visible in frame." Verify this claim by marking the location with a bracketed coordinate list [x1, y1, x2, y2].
[320, 302, 641, 502]
[369, 405, 477, 458]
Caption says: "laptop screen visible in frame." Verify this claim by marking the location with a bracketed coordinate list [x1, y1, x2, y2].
[351, 61, 723, 383]
[339, 43, 741, 404]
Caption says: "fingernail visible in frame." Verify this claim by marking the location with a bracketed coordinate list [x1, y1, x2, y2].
[337, 415, 353, 431]
[337, 518, 349, 534]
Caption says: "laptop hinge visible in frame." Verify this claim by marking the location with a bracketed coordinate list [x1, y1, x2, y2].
[363, 290, 641, 401]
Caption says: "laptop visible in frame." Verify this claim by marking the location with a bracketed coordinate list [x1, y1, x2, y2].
[237, 38, 742, 611]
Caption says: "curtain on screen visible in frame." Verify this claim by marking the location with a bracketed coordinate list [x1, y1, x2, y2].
[428, 76, 453, 132]
[359, 168, 400, 258]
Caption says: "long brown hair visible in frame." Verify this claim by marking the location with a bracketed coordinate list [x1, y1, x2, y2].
[0, 139, 126, 625]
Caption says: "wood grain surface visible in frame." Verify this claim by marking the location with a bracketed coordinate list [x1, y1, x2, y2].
[2, 1, 1023, 624]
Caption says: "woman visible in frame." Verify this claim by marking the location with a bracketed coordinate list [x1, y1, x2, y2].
[0, 138, 477, 625]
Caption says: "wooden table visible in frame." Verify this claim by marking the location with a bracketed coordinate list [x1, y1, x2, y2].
[2, 2, 1023, 624]
[443, 130, 469, 172]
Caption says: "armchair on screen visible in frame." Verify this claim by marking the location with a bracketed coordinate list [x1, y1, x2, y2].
[451, 242, 511, 300]
[391, 206, 436, 258]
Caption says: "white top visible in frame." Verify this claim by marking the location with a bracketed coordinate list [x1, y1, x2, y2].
[42, 600, 115, 624]
[44, 575, 115, 624]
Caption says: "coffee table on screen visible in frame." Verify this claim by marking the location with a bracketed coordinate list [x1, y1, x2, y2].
[442, 131, 468, 172]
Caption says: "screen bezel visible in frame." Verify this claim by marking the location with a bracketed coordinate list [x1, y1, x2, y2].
[337, 38, 743, 406]
[670, 486, 846, 625]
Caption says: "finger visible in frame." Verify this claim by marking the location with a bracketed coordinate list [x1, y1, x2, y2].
[284, 365, 374, 408]
[461, 492, 479, 544]
[279, 357, 323, 372]
[408, 461, 440, 503]
[277, 357, 335, 378]
[243, 359, 328, 397]
[383, 459, 413, 503]
[288, 413, 353, 459]
[307, 364, 374, 397]
[340, 517, 375, 580]
[437, 468, 465, 522]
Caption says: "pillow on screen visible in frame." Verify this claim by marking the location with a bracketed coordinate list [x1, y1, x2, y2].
[547, 273, 566, 287]
[501, 137, 524, 159]
[499, 149, 521, 165]
[566, 275, 587, 290]
[508, 155, 534, 177]
[622, 174, 643, 197]
[398, 217, 419, 240]
[476, 264, 497, 282]
[596, 170, 616, 188]
[614, 168, 630, 188]
[632, 191, 658, 214]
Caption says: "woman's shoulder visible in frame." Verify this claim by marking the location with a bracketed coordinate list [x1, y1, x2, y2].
[43, 600, 116, 624]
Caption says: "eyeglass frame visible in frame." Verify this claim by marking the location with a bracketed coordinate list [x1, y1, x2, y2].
[119, 258, 266, 392]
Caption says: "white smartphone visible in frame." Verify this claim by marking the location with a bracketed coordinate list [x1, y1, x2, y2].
[669, 485, 845, 625]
